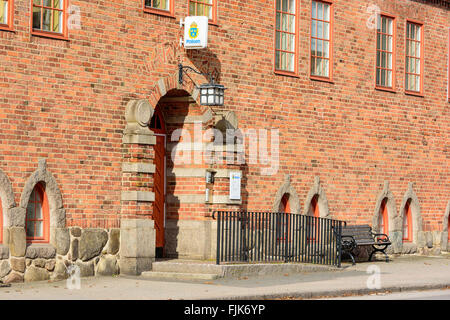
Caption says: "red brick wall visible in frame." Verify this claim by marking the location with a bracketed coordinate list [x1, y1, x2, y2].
[0, 0, 448, 231]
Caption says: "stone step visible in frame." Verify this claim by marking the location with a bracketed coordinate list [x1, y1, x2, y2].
[141, 271, 220, 281]
[151, 261, 223, 275]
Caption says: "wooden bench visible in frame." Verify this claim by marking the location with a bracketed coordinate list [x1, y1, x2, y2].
[334, 224, 391, 265]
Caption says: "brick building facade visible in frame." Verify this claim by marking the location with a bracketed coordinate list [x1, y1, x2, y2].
[0, 0, 448, 282]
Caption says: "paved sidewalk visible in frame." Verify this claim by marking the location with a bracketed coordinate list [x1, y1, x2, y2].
[0, 254, 449, 300]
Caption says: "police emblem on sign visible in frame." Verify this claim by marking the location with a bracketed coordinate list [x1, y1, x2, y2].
[189, 22, 198, 39]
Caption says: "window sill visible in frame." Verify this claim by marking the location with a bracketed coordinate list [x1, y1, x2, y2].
[0, 25, 14, 32]
[143, 7, 175, 18]
[31, 30, 69, 41]
[375, 86, 396, 93]
[311, 75, 334, 84]
[405, 90, 424, 98]
[274, 70, 299, 78]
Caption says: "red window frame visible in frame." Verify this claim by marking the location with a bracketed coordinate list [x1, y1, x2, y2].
[274, 0, 299, 76]
[0, 0, 14, 31]
[30, 0, 69, 40]
[375, 13, 396, 92]
[310, 0, 333, 82]
[448, 27, 450, 102]
[276, 194, 291, 241]
[307, 195, 320, 242]
[188, 0, 218, 25]
[405, 20, 424, 96]
[402, 200, 413, 242]
[379, 198, 389, 235]
[143, 0, 175, 18]
[25, 183, 50, 244]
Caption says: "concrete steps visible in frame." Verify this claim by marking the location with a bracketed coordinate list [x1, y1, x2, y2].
[140, 259, 340, 281]
[141, 260, 223, 281]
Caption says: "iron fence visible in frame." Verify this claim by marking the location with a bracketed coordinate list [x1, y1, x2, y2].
[213, 211, 346, 267]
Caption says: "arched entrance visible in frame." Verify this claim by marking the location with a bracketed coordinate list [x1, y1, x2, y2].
[150, 106, 166, 258]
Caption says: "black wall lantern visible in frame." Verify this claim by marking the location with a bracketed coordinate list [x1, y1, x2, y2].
[178, 64, 226, 106]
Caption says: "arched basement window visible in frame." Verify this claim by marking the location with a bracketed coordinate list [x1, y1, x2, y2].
[277, 194, 291, 241]
[379, 198, 389, 234]
[310, 194, 320, 218]
[403, 199, 413, 242]
[25, 183, 49, 243]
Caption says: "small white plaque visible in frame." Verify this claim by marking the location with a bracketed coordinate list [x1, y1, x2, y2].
[229, 172, 241, 200]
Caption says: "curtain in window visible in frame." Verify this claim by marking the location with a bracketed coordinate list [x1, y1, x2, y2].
[0, 0, 8, 25]
[189, 0, 213, 19]
[145, 0, 169, 11]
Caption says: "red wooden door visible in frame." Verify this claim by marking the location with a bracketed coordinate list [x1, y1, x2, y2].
[150, 108, 166, 256]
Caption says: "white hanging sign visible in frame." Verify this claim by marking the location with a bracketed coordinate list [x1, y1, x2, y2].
[183, 16, 209, 49]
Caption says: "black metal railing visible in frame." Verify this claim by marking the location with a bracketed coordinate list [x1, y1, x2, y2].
[213, 211, 346, 267]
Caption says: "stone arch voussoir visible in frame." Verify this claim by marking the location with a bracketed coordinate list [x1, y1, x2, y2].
[303, 176, 330, 218]
[399, 183, 422, 243]
[272, 175, 301, 215]
[0, 168, 16, 228]
[18, 159, 65, 229]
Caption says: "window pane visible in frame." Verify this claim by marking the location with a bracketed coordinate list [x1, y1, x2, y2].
[35, 221, 43, 238]
[44, 0, 52, 7]
[52, 9, 62, 32]
[324, 3, 330, 21]
[275, 31, 280, 49]
[323, 59, 329, 77]
[189, 1, 195, 15]
[317, 2, 323, 20]
[43, 8, 51, 31]
[53, 0, 63, 10]
[324, 22, 329, 40]
[33, 7, 42, 29]
[323, 41, 329, 58]
[282, 0, 288, 12]
[312, 1, 316, 19]
[26, 221, 35, 237]
[311, 20, 316, 38]
[387, 71, 392, 87]
[0, 0, 7, 25]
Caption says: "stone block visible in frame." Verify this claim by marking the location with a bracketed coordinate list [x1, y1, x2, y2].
[71, 227, 82, 237]
[0, 260, 11, 278]
[107, 229, 120, 255]
[10, 257, 26, 273]
[120, 219, 155, 259]
[53, 228, 70, 255]
[79, 229, 108, 261]
[24, 266, 50, 282]
[50, 260, 68, 281]
[45, 259, 56, 271]
[119, 257, 152, 276]
[70, 238, 79, 261]
[9, 227, 26, 257]
[25, 245, 56, 259]
[96, 255, 119, 276]
[0, 245, 9, 259]
[432, 231, 442, 246]
[425, 232, 433, 248]
[4, 271, 24, 284]
[33, 258, 46, 268]
[76, 261, 95, 277]
[416, 231, 427, 248]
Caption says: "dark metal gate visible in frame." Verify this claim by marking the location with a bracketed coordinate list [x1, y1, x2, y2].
[213, 211, 345, 267]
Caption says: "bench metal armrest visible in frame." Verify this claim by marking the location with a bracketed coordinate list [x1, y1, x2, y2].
[372, 233, 390, 243]
[340, 235, 356, 251]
